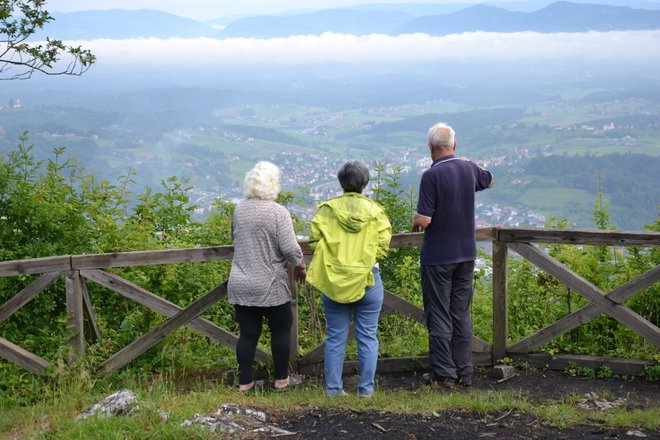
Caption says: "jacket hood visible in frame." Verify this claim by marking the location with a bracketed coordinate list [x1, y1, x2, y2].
[321, 193, 377, 233]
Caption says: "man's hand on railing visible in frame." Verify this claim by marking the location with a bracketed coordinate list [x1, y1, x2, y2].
[411, 212, 430, 232]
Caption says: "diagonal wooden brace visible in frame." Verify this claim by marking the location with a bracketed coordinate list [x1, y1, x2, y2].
[80, 269, 269, 362]
[509, 264, 660, 353]
[509, 242, 660, 349]
[97, 283, 225, 375]
[0, 272, 61, 325]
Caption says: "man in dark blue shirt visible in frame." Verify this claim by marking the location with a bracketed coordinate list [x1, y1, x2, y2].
[412, 122, 493, 389]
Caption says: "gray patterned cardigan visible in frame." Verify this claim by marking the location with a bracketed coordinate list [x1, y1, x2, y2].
[227, 198, 303, 307]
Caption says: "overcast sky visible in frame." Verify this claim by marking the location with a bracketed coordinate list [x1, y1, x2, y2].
[46, 0, 506, 20]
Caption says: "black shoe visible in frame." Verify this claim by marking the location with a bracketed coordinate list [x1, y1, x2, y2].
[439, 377, 456, 390]
[422, 372, 436, 384]
[423, 373, 456, 390]
[459, 375, 472, 387]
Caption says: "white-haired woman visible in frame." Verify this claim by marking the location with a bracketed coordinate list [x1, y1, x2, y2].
[228, 161, 306, 392]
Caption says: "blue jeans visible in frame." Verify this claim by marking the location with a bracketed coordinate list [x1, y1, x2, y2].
[322, 267, 383, 396]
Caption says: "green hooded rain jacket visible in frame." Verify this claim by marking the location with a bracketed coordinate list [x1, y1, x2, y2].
[307, 192, 392, 303]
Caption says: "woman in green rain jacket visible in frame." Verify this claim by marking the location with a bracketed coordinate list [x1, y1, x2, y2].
[307, 160, 392, 397]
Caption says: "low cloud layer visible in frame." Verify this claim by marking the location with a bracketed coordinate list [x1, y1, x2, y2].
[69, 31, 660, 67]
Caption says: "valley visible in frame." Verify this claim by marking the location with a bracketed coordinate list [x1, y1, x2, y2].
[2, 90, 659, 230]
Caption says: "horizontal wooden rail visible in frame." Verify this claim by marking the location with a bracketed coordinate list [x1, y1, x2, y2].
[0, 256, 71, 277]
[496, 227, 660, 247]
[1, 227, 653, 276]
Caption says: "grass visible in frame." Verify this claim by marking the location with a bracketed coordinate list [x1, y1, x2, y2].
[2, 372, 658, 439]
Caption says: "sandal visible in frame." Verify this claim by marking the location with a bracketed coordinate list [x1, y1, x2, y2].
[274, 377, 290, 391]
[238, 381, 255, 393]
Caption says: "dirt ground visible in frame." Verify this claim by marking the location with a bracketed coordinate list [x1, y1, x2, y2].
[264, 368, 660, 439]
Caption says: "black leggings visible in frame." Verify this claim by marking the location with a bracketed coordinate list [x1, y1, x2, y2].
[235, 302, 293, 385]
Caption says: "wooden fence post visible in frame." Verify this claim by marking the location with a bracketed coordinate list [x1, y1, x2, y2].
[288, 266, 299, 372]
[65, 271, 85, 358]
[79, 276, 102, 343]
[492, 240, 508, 364]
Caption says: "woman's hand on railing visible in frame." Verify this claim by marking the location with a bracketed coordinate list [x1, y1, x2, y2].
[293, 262, 307, 284]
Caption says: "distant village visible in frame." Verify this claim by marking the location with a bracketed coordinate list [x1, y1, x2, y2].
[0, 98, 22, 110]
[187, 143, 548, 229]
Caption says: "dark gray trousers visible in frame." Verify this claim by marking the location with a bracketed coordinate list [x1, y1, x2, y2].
[421, 261, 475, 380]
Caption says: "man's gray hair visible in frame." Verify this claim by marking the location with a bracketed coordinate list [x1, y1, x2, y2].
[244, 161, 280, 200]
[337, 160, 369, 194]
[428, 122, 455, 151]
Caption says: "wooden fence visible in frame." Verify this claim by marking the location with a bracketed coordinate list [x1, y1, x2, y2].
[1, 227, 658, 377]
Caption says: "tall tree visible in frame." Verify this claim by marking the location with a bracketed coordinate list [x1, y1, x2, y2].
[1, 0, 95, 80]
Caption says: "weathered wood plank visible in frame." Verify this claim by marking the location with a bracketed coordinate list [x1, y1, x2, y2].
[0, 256, 71, 276]
[508, 353, 657, 377]
[472, 338, 492, 354]
[97, 284, 224, 375]
[298, 353, 493, 375]
[509, 242, 660, 348]
[498, 228, 660, 247]
[71, 246, 235, 270]
[0, 272, 61, 324]
[79, 276, 102, 343]
[0, 337, 50, 374]
[389, 233, 424, 249]
[509, 265, 660, 353]
[300, 242, 314, 256]
[79, 269, 268, 362]
[382, 289, 425, 324]
[476, 228, 498, 242]
[388, 229, 496, 250]
[299, 352, 656, 377]
[298, 342, 324, 366]
[289, 267, 299, 371]
[301, 229, 493, 255]
[492, 241, 509, 363]
[0, 228, 654, 275]
[66, 271, 85, 358]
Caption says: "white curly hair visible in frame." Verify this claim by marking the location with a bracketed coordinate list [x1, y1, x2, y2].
[428, 122, 455, 151]
[244, 161, 281, 200]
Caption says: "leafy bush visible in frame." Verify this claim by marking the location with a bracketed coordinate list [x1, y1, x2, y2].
[0, 135, 237, 402]
[641, 364, 660, 383]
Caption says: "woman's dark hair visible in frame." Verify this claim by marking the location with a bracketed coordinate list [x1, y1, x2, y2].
[337, 160, 369, 194]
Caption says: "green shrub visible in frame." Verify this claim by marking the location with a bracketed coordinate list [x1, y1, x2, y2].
[641, 364, 660, 383]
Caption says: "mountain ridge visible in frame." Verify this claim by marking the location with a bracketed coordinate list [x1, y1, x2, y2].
[33, 1, 660, 40]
